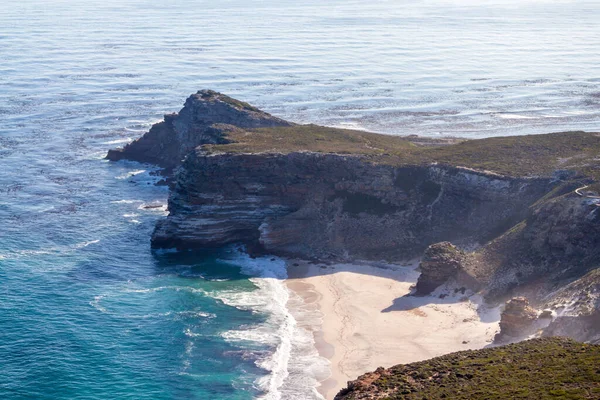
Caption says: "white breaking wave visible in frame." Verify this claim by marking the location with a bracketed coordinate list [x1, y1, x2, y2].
[115, 169, 146, 180]
[74, 239, 100, 248]
[111, 199, 143, 204]
[90, 295, 108, 313]
[214, 249, 327, 400]
[122, 286, 207, 295]
[102, 138, 134, 145]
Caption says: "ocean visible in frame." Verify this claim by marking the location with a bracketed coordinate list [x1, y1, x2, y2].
[0, 0, 599, 398]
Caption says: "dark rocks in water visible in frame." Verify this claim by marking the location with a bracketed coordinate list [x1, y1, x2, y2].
[415, 242, 469, 295]
[106, 89, 292, 170]
[494, 297, 538, 342]
[142, 203, 164, 209]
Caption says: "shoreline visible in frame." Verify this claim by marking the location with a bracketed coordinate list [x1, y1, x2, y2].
[285, 259, 501, 400]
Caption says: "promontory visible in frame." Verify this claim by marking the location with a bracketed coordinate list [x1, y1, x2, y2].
[108, 90, 600, 398]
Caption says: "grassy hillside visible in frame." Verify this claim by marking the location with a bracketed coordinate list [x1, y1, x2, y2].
[206, 126, 600, 179]
[336, 338, 600, 400]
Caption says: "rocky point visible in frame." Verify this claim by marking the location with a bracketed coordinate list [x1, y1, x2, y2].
[108, 90, 600, 349]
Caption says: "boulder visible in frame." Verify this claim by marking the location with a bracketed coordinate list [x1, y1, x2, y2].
[494, 297, 538, 342]
[415, 242, 467, 295]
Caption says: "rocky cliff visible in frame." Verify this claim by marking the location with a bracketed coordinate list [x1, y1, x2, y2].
[106, 90, 292, 170]
[414, 241, 473, 295]
[152, 150, 552, 261]
[108, 90, 600, 345]
[472, 192, 600, 300]
[543, 268, 600, 344]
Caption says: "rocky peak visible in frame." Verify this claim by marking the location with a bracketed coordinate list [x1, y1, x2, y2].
[180, 89, 292, 129]
[106, 90, 293, 170]
[494, 297, 538, 342]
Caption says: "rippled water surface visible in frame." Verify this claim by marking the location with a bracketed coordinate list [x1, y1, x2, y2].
[1, 0, 599, 399]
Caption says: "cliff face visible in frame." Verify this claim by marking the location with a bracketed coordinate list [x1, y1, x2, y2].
[151, 149, 552, 261]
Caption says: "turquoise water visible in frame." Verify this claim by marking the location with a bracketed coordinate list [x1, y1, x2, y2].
[1, 0, 600, 398]
[0, 158, 284, 399]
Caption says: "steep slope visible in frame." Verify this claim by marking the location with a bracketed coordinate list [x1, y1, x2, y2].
[472, 192, 600, 301]
[543, 268, 600, 344]
[335, 338, 600, 400]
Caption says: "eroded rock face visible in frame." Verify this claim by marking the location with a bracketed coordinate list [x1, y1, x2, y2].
[106, 90, 292, 169]
[542, 268, 600, 344]
[543, 312, 600, 345]
[152, 149, 552, 261]
[484, 193, 600, 301]
[415, 242, 468, 295]
[526, 194, 600, 263]
[494, 297, 538, 342]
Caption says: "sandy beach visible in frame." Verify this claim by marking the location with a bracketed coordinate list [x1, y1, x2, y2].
[286, 260, 501, 400]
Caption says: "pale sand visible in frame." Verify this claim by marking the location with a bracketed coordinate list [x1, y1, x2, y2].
[285, 260, 501, 400]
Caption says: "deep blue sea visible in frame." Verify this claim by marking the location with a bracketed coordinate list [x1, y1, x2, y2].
[1, 0, 599, 399]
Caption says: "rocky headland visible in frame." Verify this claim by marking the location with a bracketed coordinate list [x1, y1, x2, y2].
[108, 90, 600, 398]
[106, 90, 292, 171]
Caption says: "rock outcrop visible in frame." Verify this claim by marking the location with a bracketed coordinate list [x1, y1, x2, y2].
[494, 297, 539, 342]
[415, 242, 471, 295]
[106, 90, 292, 170]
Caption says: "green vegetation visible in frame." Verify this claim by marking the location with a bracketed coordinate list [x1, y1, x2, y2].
[208, 124, 418, 156]
[205, 125, 600, 179]
[338, 338, 600, 400]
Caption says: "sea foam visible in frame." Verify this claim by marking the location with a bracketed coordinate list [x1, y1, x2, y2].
[215, 249, 327, 400]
